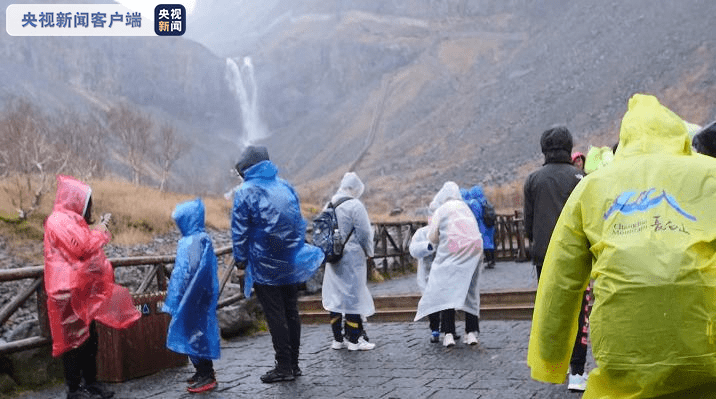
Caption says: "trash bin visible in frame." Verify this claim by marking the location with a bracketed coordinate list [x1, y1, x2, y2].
[96, 292, 187, 382]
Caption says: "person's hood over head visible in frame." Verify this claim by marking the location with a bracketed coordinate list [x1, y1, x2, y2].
[692, 120, 716, 158]
[335, 172, 365, 199]
[430, 181, 461, 210]
[172, 198, 206, 237]
[571, 152, 585, 163]
[540, 126, 573, 163]
[469, 185, 485, 202]
[684, 121, 702, 140]
[460, 188, 470, 201]
[234, 145, 270, 177]
[53, 175, 91, 216]
[617, 94, 691, 159]
[584, 146, 615, 173]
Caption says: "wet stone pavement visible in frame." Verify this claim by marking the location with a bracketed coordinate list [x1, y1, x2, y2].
[14, 261, 593, 398]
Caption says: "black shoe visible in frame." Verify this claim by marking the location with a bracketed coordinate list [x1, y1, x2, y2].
[187, 374, 217, 393]
[83, 382, 114, 399]
[430, 331, 440, 343]
[67, 387, 101, 399]
[187, 370, 215, 384]
[260, 368, 295, 383]
[292, 365, 302, 377]
[186, 371, 201, 384]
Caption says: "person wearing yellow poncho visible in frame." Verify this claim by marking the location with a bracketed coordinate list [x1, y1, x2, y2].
[527, 93, 716, 398]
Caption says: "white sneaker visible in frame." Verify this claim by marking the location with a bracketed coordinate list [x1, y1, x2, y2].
[568, 373, 588, 391]
[331, 340, 346, 350]
[443, 333, 455, 347]
[465, 331, 479, 345]
[347, 337, 375, 351]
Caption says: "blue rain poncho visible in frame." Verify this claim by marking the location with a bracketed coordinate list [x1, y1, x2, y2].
[462, 185, 495, 250]
[231, 160, 324, 298]
[528, 94, 716, 398]
[163, 198, 220, 360]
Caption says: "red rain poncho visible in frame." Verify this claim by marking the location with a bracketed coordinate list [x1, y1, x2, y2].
[43, 175, 140, 357]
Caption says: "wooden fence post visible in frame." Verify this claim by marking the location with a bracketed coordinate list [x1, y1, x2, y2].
[35, 278, 50, 338]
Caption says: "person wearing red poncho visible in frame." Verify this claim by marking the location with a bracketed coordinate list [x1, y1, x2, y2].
[43, 175, 140, 399]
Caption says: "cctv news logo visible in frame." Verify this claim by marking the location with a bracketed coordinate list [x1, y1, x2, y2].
[154, 4, 185, 36]
[5, 4, 186, 36]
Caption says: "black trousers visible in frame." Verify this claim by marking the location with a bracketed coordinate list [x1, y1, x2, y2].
[428, 312, 441, 332]
[430, 310, 480, 334]
[483, 249, 496, 265]
[570, 287, 591, 375]
[254, 283, 301, 373]
[62, 321, 98, 392]
[189, 356, 214, 377]
[330, 312, 363, 343]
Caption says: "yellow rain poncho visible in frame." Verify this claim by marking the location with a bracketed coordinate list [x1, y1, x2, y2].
[584, 146, 615, 174]
[528, 94, 716, 398]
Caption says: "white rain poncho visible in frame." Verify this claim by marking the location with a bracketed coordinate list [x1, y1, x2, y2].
[321, 172, 376, 316]
[414, 182, 483, 322]
[409, 226, 435, 293]
[528, 94, 716, 398]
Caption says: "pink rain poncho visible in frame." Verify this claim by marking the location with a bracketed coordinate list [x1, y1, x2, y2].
[43, 175, 140, 357]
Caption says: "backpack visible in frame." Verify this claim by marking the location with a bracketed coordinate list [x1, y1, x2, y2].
[482, 200, 497, 228]
[311, 197, 355, 264]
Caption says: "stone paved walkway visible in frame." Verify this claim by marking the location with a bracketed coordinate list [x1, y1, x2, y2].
[13, 261, 593, 398]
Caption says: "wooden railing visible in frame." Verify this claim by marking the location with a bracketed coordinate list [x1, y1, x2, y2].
[494, 211, 530, 262]
[369, 222, 425, 277]
[0, 214, 529, 356]
[368, 213, 529, 277]
[0, 246, 240, 356]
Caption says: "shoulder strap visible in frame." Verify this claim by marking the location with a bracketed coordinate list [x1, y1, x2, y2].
[330, 196, 352, 209]
[344, 226, 355, 244]
[328, 197, 356, 244]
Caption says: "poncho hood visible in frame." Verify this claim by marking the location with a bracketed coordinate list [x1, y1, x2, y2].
[469, 185, 485, 202]
[334, 172, 365, 199]
[54, 175, 91, 217]
[243, 159, 278, 181]
[172, 198, 205, 237]
[429, 181, 461, 210]
[616, 93, 692, 159]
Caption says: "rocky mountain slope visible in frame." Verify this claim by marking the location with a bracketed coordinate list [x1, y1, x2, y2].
[187, 0, 716, 212]
[2, 0, 716, 214]
[0, 0, 242, 192]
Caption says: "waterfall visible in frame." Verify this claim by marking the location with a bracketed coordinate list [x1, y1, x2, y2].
[225, 57, 269, 146]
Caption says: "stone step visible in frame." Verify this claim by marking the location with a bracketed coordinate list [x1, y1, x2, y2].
[298, 289, 536, 312]
[300, 303, 534, 324]
[298, 289, 536, 324]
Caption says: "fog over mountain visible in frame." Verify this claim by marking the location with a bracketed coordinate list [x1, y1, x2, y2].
[3, 0, 716, 213]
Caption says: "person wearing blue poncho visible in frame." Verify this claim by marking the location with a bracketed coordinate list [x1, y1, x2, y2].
[163, 198, 220, 394]
[231, 145, 324, 384]
[462, 185, 496, 268]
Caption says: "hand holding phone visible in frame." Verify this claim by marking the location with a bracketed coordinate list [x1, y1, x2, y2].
[100, 213, 112, 226]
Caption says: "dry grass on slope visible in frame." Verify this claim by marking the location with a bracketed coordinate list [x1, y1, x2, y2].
[0, 176, 232, 264]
